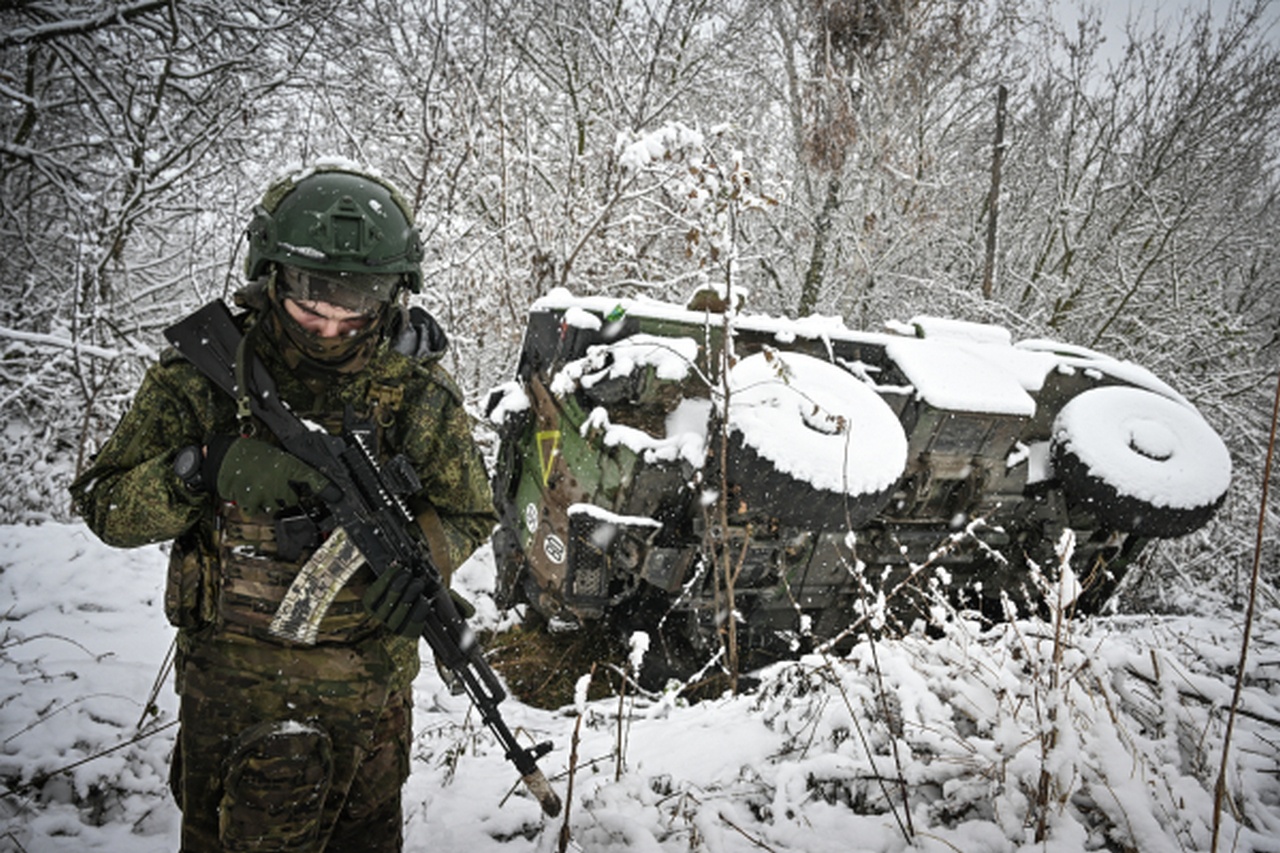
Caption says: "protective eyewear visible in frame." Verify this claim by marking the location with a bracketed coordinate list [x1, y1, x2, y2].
[278, 265, 399, 317]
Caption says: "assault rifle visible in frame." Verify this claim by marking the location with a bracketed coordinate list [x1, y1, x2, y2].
[164, 300, 561, 817]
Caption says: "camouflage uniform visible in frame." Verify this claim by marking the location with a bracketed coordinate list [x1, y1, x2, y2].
[71, 298, 497, 852]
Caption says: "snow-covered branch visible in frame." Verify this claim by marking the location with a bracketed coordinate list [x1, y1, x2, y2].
[0, 326, 120, 360]
[0, 0, 171, 48]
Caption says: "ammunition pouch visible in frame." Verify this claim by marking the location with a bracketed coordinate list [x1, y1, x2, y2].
[165, 530, 217, 629]
[220, 721, 334, 852]
[216, 504, 376, 644]
[274, 509, 323, 563]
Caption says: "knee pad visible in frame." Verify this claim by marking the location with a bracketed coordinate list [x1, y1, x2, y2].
[220, 720, 334, 852]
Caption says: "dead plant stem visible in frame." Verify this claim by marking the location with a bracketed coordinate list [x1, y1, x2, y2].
[823, 658, 914, 843]
[1211, 367, 1279, 851]
[558, 663, 595, 853]
[1034, 550, 1070, 843]
[865, 637, 917, 839]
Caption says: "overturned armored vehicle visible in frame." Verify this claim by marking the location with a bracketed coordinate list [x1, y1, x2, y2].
[486, 289, 1231, 683]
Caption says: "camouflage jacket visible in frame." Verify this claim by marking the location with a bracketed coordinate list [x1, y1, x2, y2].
[70, 302, 498, 692]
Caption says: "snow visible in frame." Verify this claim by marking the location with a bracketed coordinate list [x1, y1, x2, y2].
[562, 306, 604, 331]
[530, 289, 1187, 411]
[616, 123, 706, 173]
[0, 290, 1255, 851]
[543, 333, 711, 468]
[894, 315, 1014, 347]
[4, 521, 1277, 852]
[0, 327, 127, 361]
[580, 405, 707, 469]
[885, 338, 1036, 416]
[550, 334, 700, 398]
[486, 381, 531, 426]
[727, 351, 908, 496]
[269, 155, 385, 190]
[664, 398, 714, 469]
[567, 503, 662, 531]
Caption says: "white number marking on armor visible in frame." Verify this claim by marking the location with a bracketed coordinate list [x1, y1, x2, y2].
[543, 534, 566, 564]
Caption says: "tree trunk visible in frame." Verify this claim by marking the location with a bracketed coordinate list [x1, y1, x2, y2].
[799, 175, 841, 317]
[981, 84, 1008, 300]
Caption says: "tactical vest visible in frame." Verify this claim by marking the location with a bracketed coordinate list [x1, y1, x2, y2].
[217, 406, 382, 644]
[164, 377, 456, 646]
[160, 301, 464, 646]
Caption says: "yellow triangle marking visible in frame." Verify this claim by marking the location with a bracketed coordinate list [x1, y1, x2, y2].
[537, 430, 561, 486]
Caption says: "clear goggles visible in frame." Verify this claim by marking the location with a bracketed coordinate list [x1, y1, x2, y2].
[278, 265, 400, 317]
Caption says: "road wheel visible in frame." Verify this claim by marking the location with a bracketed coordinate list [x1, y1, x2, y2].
[720, 351, 908, 530]
[1051, 386, 1231, 538]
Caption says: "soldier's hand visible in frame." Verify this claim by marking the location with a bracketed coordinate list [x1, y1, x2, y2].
[207, 436, 338, 516]
[362, 569, 430, 637]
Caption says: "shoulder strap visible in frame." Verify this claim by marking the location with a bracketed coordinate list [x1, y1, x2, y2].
[414, 504, 457, 584]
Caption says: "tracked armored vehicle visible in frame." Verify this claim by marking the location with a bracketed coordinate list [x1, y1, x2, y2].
[486, 288, 1231, 684]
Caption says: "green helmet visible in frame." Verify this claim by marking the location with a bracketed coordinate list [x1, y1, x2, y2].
[245, 165, 425, 293]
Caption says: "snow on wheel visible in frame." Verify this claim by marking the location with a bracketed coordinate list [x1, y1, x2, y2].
[1051, 385, 1231, 538]
[724, 351, 908, 529]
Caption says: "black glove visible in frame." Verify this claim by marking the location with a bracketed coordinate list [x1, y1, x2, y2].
[206, 436, 338, 516]
[362, 569, 431, 637]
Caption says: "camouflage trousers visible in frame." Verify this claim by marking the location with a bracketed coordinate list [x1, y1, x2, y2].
[171, 632, 413, 852]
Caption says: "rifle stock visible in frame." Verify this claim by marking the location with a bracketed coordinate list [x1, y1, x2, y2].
[164, 300, 561, 817]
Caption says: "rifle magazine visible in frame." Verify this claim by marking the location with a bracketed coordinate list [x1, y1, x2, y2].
[269, 527, 365, 645]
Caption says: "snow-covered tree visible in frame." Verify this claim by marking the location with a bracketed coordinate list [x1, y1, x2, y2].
[0, 0, 335, 520]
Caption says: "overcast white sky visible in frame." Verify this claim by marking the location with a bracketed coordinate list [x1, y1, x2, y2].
[1077, 0, 1280, 53]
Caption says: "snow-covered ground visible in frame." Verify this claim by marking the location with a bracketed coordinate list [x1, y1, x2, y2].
[2, 521, 1277, 852]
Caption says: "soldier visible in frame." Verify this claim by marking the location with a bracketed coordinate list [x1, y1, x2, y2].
[70, 164, 498, 852]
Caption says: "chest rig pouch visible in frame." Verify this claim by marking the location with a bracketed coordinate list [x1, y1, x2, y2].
[214, 396, 401, 645]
